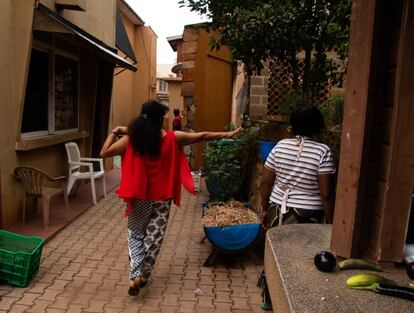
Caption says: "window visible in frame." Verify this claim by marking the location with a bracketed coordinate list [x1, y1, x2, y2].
[159, 80, 168, 92]
[21, 44, 79, 138]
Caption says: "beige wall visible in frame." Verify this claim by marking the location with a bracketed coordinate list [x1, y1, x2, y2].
[0, 0, 118, 227]
[165, 80, 184, 131]
[0, 0, 37, 227]
[41, 0, 116, 46]
[111, 16, 157, 130]
[132, 26, 157, 110]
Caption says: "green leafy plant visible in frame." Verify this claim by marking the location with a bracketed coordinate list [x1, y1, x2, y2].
[203, 140, 242, 200]
[318, 95, 344, 165]
[202, 122, 259, 201]
[318, 95, 344, 130]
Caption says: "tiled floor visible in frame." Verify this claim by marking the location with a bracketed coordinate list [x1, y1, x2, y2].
[0, 175, 269, 312]
[6, 169, 120, 241]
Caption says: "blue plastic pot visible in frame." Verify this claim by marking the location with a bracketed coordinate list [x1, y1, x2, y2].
[259, 141, 277, 162]
[202, 202, 262, 253]
[206, 179, 240, 200]
[204, 223, 262, 252]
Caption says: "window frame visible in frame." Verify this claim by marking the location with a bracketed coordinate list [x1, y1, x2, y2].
[21, 40, 80, 140]
[158, 79, 169, 92]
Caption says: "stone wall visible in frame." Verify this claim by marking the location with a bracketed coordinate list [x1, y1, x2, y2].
[249, 76, 269, 120]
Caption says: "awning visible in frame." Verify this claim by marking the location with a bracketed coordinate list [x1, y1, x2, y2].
[115, 9, 137, 62]
[34, 4, 137, 72]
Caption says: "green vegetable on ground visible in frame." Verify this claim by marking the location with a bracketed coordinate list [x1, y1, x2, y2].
[346, 274, 396, 289]
[339, 258, 382, 271]
[346, 274, 414, 302]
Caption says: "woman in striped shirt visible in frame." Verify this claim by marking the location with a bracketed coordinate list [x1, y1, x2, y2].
[261, 104, 336, 229]
[258, 104, 336, 310]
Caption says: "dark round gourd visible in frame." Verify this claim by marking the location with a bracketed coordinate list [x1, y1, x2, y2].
[314, 251, 337, 272]
[406, 262, 414, 280]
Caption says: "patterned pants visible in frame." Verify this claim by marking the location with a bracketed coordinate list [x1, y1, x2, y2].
[127, 200, 171, 281]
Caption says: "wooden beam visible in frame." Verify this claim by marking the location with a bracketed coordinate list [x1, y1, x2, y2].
[376, 0, 414, 262]
[330, 0, 378, 257]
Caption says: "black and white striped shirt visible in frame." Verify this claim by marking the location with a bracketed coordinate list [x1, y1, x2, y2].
[264, 137, 336, 211]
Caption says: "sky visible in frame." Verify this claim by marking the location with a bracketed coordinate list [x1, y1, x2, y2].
[125, 0, 208, 66]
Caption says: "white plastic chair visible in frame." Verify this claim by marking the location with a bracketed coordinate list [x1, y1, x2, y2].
[65, 142, 106, 205]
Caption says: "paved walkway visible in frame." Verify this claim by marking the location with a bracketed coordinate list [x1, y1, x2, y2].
[0, 189, 267, 312]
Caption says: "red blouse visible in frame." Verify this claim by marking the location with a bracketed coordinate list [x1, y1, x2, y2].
[116, 131, 195, 216]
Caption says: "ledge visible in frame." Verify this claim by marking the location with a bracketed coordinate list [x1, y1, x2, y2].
[265, 224, 413, 313]
[15, 131, 89, 151]
[54, 0, 86, 11]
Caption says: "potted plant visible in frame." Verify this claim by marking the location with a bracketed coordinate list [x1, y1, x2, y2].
[203, 139, 242, 200]
[202, 122, 259, 201]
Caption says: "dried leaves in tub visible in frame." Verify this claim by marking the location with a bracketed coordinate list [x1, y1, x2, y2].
[202, 200, 260, 227]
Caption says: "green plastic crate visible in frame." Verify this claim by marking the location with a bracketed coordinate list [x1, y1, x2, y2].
[0, 230, 44, 287]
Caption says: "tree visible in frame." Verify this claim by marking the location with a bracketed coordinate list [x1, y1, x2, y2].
[179, 0, 351, 101]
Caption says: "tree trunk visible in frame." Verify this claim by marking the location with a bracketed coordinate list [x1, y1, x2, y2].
[302, 44, 313, 100]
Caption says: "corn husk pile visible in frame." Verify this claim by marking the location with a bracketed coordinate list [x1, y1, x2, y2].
[202, 200, 260, 227]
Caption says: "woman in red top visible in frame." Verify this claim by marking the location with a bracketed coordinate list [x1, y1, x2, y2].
[172, 108, 182, 131]
[100, 101, 240, 296]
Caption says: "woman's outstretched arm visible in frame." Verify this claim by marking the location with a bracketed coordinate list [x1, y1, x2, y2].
[174, 127, 242, 147]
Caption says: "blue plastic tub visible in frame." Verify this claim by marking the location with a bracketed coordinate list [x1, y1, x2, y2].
[204, 223, 261, 252]
[202, 202, 262, 253]
[259, 141, 277, 162]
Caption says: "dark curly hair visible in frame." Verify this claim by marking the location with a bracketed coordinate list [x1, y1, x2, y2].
[290, 104, 325, 137]
[128, 100, 169, 158]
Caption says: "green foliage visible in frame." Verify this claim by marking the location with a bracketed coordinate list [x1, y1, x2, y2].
[179, 0, 352, 100]
[203, 140, 242, 200]
[272, 82, 307, 124]
[318, 95, 344, 165]
[318, 95, 344, 129]
[202, 122, 259, 201]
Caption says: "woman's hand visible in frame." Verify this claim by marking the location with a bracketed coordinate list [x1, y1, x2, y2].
[226, 127, 242, 138]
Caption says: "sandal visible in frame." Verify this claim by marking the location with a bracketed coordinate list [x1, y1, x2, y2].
[128, 277, 142, 296]
[128, 284, 140, 296]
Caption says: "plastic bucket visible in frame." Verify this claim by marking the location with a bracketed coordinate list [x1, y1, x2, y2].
[202, 202, 262, 253]
[204, 224, 262, 252]
[259, 141, 277, 162]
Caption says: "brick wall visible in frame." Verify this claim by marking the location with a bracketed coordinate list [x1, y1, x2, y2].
[249, 76, 268, 119]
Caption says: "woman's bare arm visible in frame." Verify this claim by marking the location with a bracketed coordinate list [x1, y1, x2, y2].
[318, 173, 335, 223]
[174, 127, 242, 147]
[260, 166, 276, 230]
[100, 126, 129, 157]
